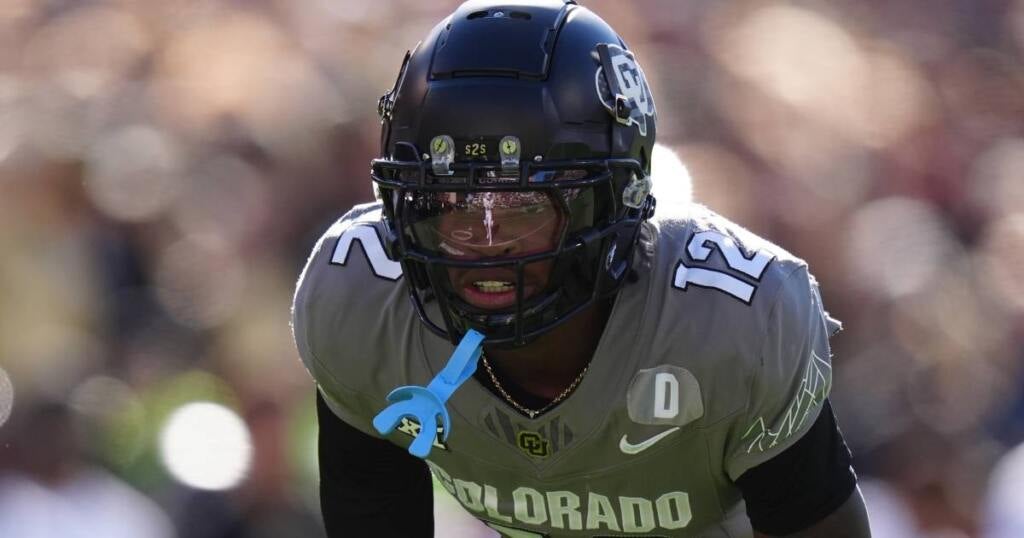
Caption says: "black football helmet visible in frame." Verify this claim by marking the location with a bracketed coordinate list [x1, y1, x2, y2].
[372, 0, 657, 346]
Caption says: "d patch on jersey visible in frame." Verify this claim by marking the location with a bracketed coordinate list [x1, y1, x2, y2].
[626, 366, 704, 427]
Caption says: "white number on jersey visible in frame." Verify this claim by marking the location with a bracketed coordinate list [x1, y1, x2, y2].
[330, 225, 403, 281]
[673, 230, 773, 304]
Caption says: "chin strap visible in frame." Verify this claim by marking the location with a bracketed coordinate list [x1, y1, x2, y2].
[372, 329, 485, 458]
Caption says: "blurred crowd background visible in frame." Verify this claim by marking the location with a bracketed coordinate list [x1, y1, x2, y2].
[0, 0, 1022, 536]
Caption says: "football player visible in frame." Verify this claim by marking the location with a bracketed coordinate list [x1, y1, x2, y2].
[292, 1, 871, 536]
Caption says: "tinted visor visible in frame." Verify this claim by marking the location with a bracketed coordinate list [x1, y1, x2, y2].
[405, 190, 569, 259]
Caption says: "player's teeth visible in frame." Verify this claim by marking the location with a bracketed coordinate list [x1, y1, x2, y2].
[474, 280, 514, 293]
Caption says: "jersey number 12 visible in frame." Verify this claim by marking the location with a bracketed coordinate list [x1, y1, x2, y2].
[672, 230, 773, 304]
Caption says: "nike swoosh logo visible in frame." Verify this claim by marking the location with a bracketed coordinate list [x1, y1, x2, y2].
[619, 427, 681, 455]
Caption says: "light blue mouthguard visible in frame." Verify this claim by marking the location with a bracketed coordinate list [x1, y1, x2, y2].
[372, 329, 485, 458]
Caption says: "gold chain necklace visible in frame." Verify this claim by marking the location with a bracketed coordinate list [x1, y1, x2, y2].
[480, 354, 589, 419]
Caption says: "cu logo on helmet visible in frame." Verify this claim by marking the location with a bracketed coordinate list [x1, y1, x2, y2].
[595, 43, 655, 136]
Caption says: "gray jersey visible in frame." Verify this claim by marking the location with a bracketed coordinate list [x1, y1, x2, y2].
[292, 201, 841, 538]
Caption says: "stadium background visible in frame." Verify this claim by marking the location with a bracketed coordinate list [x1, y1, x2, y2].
[1, 0, 1023, 536]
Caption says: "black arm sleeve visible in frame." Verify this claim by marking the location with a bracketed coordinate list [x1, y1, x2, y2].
[317, 390, 434, 537]
[735, 399, 857, 536]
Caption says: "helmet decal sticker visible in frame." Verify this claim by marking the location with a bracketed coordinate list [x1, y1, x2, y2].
[594, 43, 656, 136]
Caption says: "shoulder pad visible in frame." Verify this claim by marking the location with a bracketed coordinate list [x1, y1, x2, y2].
[291, 202, 411, 436]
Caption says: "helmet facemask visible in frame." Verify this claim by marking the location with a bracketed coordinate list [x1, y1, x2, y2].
[370, 1, 657, 346]
[374, 151, 650, 346]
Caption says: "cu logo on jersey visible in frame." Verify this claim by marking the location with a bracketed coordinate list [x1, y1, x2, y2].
[594, 43, 655, 136]
[516, 431, 550, 458]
